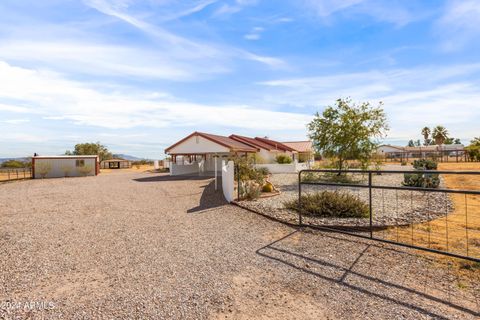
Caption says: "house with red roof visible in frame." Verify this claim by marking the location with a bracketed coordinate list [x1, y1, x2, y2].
[165, 131, 313, 175]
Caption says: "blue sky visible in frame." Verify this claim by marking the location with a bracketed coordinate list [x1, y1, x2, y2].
[1, 0, 480, 158]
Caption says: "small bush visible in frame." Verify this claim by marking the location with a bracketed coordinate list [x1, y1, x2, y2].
[403, 173, 440, 188]
[256, 167, 270, 177]
[412, 159, 437, 170]
[401, 161, 407, 166]
[239, 181, 261, 200]
[1, 160, 30, 168]
[284, 191, 369, 218]
[275, 154, 292, 164]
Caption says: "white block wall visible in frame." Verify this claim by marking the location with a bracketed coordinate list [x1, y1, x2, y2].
[222, 160, 235, 202]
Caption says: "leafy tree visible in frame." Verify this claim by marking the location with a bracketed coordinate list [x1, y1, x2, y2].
[421, 127, 431, 146]
[308, 98, 389, 171]
[65, 142, 112, 162]
[407, 140, 415, 147]
[415, 139, 421, 147]
[454, 138, 462, 145]
[470, 137, 480, 147]
[432, 126, 449, 145]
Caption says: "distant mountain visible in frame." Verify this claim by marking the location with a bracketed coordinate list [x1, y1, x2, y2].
[112, 154, 145, 161]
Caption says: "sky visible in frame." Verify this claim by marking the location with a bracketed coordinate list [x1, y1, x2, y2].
[1, 0, 480, 159]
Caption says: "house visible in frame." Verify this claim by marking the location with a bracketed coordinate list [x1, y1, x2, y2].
[32, 155, 99, 179]
[376, 144, 465, 160]
[282, 141, 314, 163]
[165, 131, 313, 176]
[101, 158, 132, 169]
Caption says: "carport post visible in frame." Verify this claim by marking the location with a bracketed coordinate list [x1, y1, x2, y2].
[214, 155, 218, 191]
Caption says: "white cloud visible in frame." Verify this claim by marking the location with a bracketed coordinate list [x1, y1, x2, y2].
[258, 64, 480, 140]
[436, 0, 480, 51]
[302, 0, 419, 26]
[244, 33, 260, 40]
[0, 61, 310, 131]
[2, 119, 30, 124]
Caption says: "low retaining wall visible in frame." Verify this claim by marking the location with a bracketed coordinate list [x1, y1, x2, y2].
[254, 160, 312, 174]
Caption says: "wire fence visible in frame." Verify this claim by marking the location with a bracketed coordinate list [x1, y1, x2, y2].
[0, 168, 32, 182]
[298, 169, 480, 263]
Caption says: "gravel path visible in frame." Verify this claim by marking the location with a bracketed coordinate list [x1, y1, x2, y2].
[241, 165, 454, 227]
[0, 171, 478, 319]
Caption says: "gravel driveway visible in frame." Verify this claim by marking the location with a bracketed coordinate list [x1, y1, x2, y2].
[1, 171, 479, 319]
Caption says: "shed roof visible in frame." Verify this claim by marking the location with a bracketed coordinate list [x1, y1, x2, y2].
[33, 155, 98, 159]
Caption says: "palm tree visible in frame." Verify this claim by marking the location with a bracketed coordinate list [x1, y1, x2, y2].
[421, 127, 431, 146]
[432, 125, 449, 145]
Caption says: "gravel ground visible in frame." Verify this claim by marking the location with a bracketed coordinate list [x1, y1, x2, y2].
[0, 171, 479, 319]
[241, 165, 454, 227]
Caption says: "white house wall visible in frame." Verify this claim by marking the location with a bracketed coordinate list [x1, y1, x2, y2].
[34, 158, 97, 178]
[168, 135, 230, 154]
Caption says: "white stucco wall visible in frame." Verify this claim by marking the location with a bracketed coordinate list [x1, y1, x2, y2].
[168, 135, 230, 154]
[34, 158, 97, 179]
[377, 145, 404, 154]
[222, 160, 235, 202]
[170, 163, 199, 176]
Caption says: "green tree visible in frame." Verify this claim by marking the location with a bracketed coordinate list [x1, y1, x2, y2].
[421, 127, 431, 146]
[432, 126, 449, 145]
[308, 98, 389, 172]
[470, 137, 480, 147]
[65, 142, 112, 161]
[407, 140, 415, 147]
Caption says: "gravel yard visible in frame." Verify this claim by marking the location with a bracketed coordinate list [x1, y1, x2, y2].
[1, 171, 479, 319]
[240, 165, 454, 227]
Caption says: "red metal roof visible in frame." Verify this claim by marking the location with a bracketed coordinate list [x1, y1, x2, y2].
[165, 131, 257, 153]
[254, 137, 296, 152]
[229, 134, 275, 151]
[282, 141, 313, 153]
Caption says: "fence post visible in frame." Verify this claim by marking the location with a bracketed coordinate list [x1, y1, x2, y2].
[369, 171, 373, 239]
[298, 170, 302, 226]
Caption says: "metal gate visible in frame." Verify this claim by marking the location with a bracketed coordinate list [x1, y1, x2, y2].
[298, 169, 480, 263]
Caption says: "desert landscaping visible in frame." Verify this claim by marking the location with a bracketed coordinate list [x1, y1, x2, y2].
[1, 168, 479, 319]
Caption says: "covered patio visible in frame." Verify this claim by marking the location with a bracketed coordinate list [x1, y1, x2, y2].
[165, 132, 258, 176]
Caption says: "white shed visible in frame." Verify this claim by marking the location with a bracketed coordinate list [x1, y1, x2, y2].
[32, 155, 99, 179]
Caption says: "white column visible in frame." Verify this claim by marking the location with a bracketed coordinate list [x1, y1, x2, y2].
[214, 155, 218, 190]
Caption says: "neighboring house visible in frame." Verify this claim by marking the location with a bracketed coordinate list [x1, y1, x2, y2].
[165, 131, 312, 175]
[282, 141, 314, 162]
[32, 155, 99, 179]
[100, 158, 132, 169]
[376, 144, 465, 159]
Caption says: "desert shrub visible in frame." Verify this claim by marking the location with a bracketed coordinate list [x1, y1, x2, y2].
[298, 153, 311, 163]
[284, 191, 369, 218]
[412, 159, 437, 170]
[262, 182, 274, 193]
[77, 165, 93, 176]
[275, 154, 292, 164]
[36, 162, 52, 178]
[403, 173, 440, 188]
[465, 145, 480, 161]
[239, 181, 261, 200]
[60, 164, 73, 177]
[401, 161, 407, 166]
[403, 159, 439, 188]
[255, 167, 270, 177]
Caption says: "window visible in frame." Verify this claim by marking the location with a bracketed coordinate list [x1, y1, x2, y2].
[76, 160, 85, 167]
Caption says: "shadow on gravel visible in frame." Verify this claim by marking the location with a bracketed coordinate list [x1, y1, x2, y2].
[133, 175, 213, 182]
[256, 230, 479, 319]
[187, 179, 227, 214]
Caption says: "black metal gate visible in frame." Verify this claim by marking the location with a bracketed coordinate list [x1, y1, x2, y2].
[298, 169, 480, 263]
